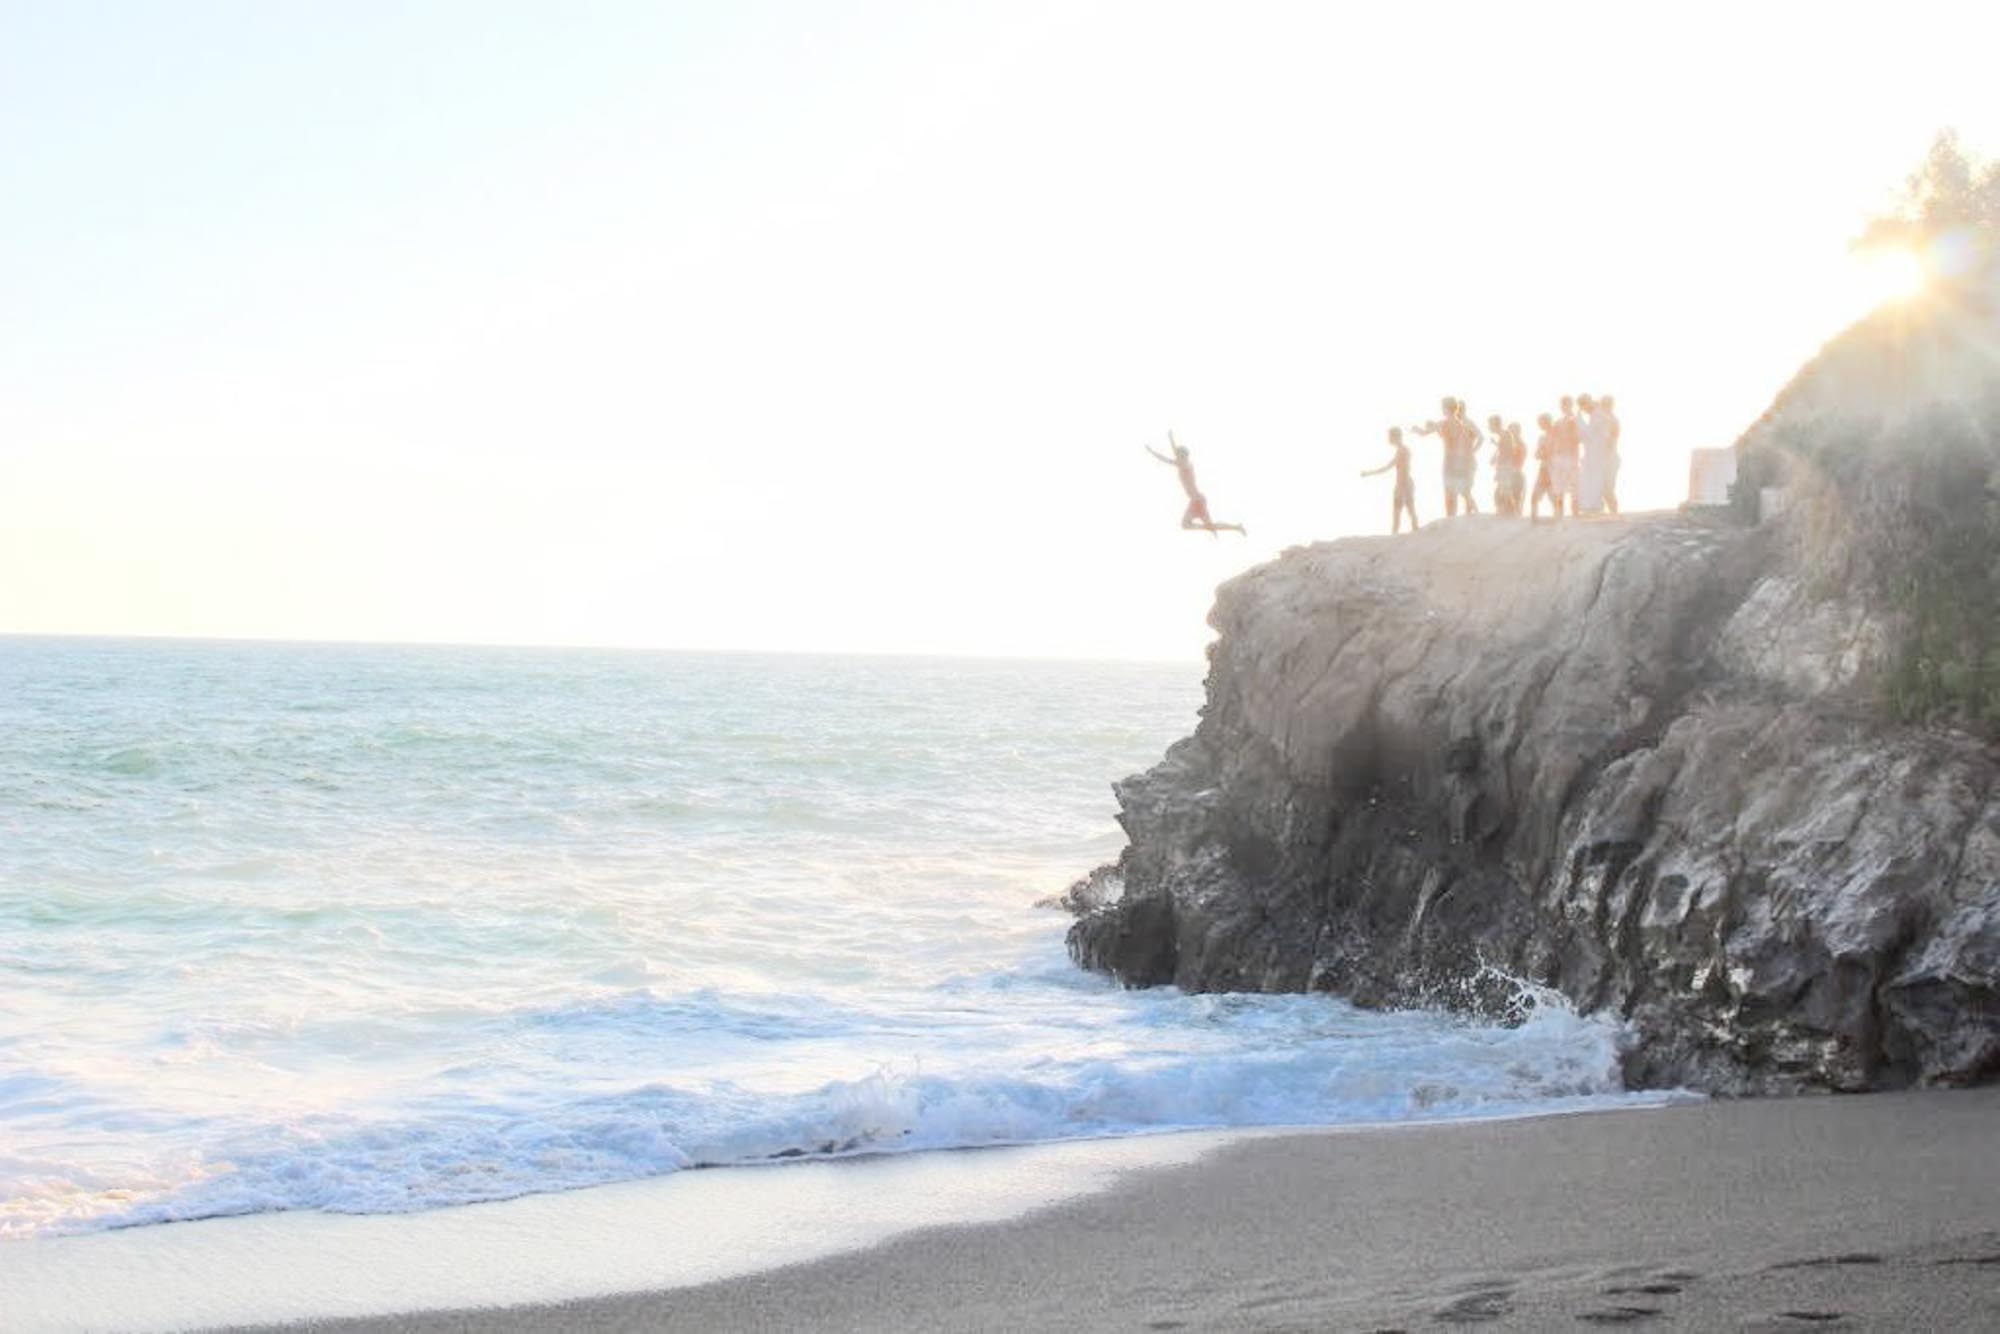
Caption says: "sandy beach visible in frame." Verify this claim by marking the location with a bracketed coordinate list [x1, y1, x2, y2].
[226, 1086, 2000, 1333]
[9, 6, 1999, 1333]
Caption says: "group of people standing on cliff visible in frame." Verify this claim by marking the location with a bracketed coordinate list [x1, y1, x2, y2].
[1361, 394, 1621, 535]
[1141, 394, 1621, 539]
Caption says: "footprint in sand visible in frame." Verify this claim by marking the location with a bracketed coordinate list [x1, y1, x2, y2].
[1768, 1253, 1882, 1271]
[1581, 1265, 1698, 1320]
[1433, 1286, 1514, 1323]
[1575, 1306, 1664, 1324]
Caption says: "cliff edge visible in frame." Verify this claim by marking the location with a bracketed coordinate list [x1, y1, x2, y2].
[1068, 512, 1998, 1092]
[1068, 150, 2000, 1094]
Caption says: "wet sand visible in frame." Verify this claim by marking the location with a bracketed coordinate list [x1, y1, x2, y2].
[247, 1086, 2000, 1332]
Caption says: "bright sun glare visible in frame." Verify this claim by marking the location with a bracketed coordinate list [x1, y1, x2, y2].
[1856, 245, 1929, 305]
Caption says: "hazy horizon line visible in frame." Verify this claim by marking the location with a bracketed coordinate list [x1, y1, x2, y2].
[0, 629, 1206, 669]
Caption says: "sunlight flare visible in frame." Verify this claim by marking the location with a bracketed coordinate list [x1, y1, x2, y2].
[1855, 244, 1930, 305]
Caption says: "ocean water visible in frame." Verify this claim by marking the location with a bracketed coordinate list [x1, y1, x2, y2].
[0, 639, 1649, 1241]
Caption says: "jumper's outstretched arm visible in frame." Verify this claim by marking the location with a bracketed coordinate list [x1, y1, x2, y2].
[1144, 445, 1176, 465]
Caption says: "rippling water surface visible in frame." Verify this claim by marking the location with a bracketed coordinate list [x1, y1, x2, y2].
[0, 639, 1647, 1238]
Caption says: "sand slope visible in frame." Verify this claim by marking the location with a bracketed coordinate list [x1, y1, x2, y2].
[256, 1087, 2000, 1332]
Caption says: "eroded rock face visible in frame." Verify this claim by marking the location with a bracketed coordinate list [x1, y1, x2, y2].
[1067, 513, 2000, 1092]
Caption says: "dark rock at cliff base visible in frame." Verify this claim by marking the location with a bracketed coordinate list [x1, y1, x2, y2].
[1067, 513, 2000, 1093]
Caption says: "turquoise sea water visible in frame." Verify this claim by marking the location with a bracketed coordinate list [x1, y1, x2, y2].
[0, 639, 1646, 1239]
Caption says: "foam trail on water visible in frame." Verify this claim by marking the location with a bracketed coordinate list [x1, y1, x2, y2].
[0, 643, 1665, 1240]
[9, 970, 1650, 1236]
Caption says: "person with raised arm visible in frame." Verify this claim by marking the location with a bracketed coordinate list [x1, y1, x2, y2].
[1413, 398, 1483, 517]
[1361, 426, 1419, 534]
[1144, 432, 1247, 537]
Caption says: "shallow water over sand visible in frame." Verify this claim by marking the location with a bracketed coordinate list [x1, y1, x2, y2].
[1, 640, 1652, 1239]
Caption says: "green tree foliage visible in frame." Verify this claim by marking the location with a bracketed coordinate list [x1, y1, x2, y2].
[1787, 405, 2000, 728]
[1729, 132, 2000, 726]
[1822, 132, 2000, 729]
[1858, 128, 2000, 290]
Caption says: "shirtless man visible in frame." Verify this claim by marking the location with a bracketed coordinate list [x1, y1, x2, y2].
[1529, 412, 1564, 521]
[1551, 398, 1583, 516]
[1413, 398, 1483, 517]
[1361, 426, 1419, 534]
[1145, 432, 1247, 537]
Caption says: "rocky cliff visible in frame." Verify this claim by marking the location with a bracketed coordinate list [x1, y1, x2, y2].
[1069, 508, 1998, 1094]
[1067, 170, 2000, 1095]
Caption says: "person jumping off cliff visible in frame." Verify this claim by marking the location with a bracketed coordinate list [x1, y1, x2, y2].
[1361, 426, 1419, 534]
[1145, 432, 1247, 537]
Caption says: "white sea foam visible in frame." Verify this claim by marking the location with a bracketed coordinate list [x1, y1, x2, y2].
[0, 642, 1662, 1242]
[0, 1133, 1233, 1334]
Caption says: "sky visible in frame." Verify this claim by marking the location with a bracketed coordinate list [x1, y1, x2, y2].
[3, 1, 1997, 661]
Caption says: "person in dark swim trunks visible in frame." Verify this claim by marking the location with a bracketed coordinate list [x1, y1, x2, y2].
[1361, 426, 1419, 534]
[1145, 432, 1247, 536]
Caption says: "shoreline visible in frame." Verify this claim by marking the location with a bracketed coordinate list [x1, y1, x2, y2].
[0, 1132, 1224, 1334]
[9, 1088, 1994, 1331]
[251, 1086, 2000, 1332]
